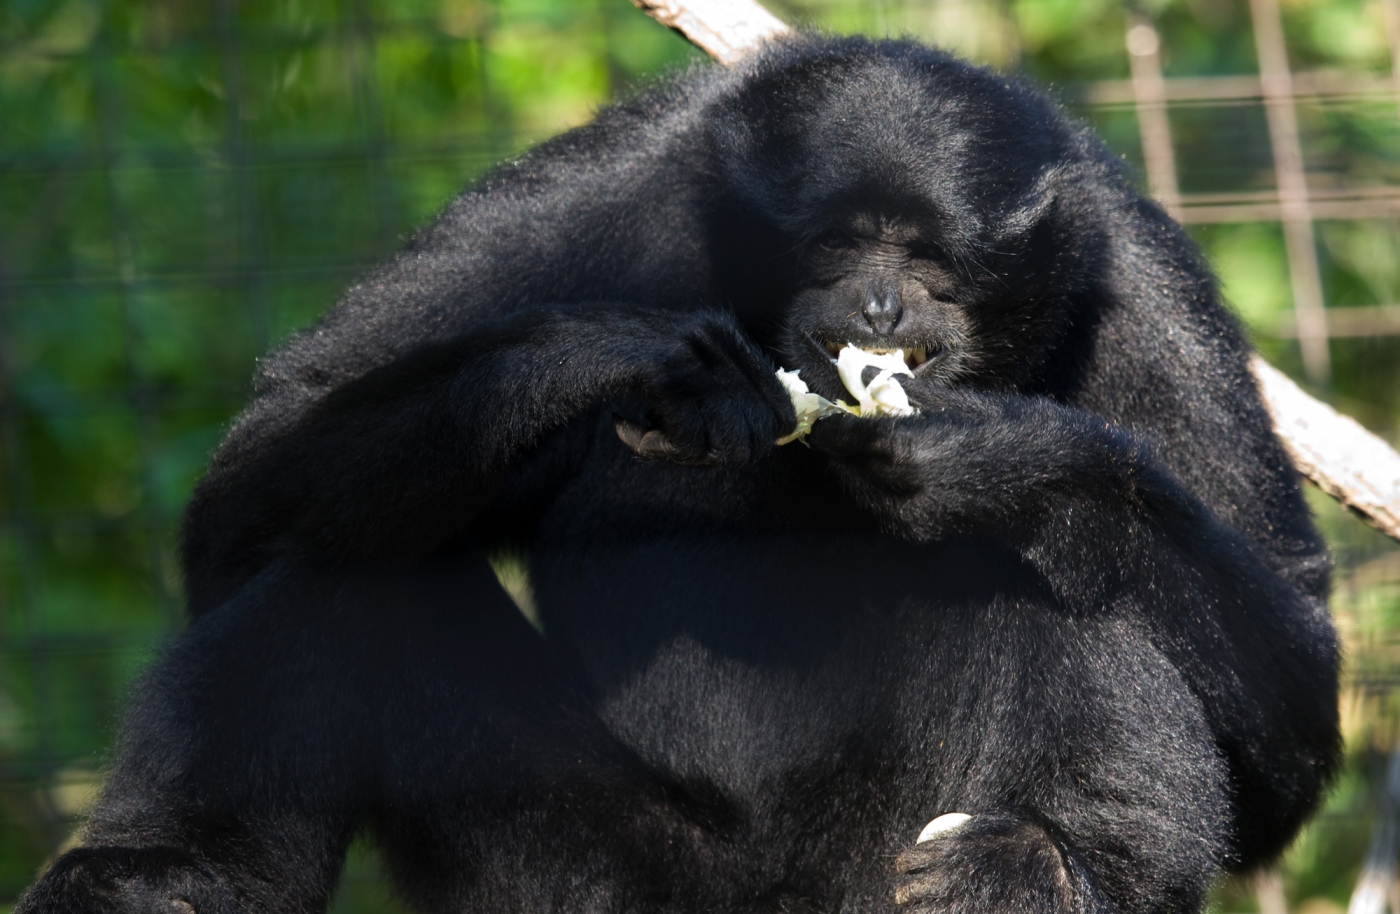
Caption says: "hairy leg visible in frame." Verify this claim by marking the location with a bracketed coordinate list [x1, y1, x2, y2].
[16, 553, 629, 914]
[883, 600, 1229, 914]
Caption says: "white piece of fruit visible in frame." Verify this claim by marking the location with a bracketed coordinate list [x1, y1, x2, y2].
[775, 344, 919, 445]
[835, 345, 915, 418]
[774, 368, 851, 445]
[916, 812, 972, 843]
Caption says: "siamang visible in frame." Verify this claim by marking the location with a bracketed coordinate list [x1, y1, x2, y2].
[19, 35, 1339, 914]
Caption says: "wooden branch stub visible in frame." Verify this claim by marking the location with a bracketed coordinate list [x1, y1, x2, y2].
[629, 0, 790, 66]
[1252, 355, 1400, 539]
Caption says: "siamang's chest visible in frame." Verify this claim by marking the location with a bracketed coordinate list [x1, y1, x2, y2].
[516, 413, 1037, 791]
[527, 525, 924, 791]
[517, 417, 880, 756]
[525, 523, 1035, 806]
[512, 408, 1041, 795]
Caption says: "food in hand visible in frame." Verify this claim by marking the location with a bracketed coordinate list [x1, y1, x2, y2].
[776, 344, 918, 444]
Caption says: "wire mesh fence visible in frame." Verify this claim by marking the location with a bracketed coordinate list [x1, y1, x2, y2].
[3, 0, 1400, 910]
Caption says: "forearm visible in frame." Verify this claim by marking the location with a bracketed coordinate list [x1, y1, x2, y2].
[814, 393, 1158, 572]
[180, 305, 672, 612]
[814, 394, 1339, 854]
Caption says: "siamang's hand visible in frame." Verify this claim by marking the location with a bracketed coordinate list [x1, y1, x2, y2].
[804, 412, 926, 495]
[804, 381, 1007, 522]
[15, 847, 236, 914]
[803, 376, 969, 493]
[614, 312, 796, 466]
[805, 379, 999, 489]
[807, 382, 1148, 546]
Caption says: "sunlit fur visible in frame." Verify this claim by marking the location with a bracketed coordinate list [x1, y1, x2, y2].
[19, 36, 1338, 914]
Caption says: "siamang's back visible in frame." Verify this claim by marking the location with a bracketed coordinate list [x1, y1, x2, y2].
[18, 36, 1338, 914]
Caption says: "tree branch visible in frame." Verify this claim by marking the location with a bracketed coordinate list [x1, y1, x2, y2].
[1252, 356, 1400, 539]
[632, 0, 1400, 543]
[629, 0, 789, 66]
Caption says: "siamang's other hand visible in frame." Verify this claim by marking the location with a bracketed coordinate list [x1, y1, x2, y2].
[804, 375, 998, 477]
[15, 847, 237, 914]
[614, 313, 795, 466]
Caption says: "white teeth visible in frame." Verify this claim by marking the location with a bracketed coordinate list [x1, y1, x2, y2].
[822, 341, 932, 370]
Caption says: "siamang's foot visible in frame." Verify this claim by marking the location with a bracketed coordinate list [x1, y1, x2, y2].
[893, 813, 1105, 914]
[15, 846, 235, 914]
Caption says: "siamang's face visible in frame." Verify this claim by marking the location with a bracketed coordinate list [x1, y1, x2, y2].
[715, 55, 1087, 397]
[775, 196, 1073, 401]
[781, 209, 974, 394]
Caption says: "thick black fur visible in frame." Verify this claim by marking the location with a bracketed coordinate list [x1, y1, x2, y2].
[19, 36, 1340, 914]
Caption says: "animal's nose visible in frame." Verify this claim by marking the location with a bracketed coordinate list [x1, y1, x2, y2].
[862, 286, 903, 335]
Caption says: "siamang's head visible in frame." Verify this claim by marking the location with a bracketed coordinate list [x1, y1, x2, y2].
[710, 38, 1106, 398]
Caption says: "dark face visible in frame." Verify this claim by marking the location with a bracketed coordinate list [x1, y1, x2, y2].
[780, 209, 975, 395]
[775, 195, 1077, 402]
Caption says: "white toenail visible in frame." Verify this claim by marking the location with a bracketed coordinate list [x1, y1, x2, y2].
[916, 812, 972, 843]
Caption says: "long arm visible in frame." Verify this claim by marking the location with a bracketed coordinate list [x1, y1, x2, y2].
[1049, 176, 1339, 865]
[808, 388, 1339, 868]
[175, 71, 753, 614]
[182, 305, 792, 614]
[1064, 190, 1332, 600]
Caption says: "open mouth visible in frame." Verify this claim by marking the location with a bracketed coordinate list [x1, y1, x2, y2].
[818, 339, 936, 372]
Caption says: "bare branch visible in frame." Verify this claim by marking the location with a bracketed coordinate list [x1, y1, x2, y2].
[629, 0, 789, 67]
[1253, 357, 1400, 540]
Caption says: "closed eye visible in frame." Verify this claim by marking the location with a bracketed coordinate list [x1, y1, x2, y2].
[907, 242, 946, 262]
[813, 228, 855, 251]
